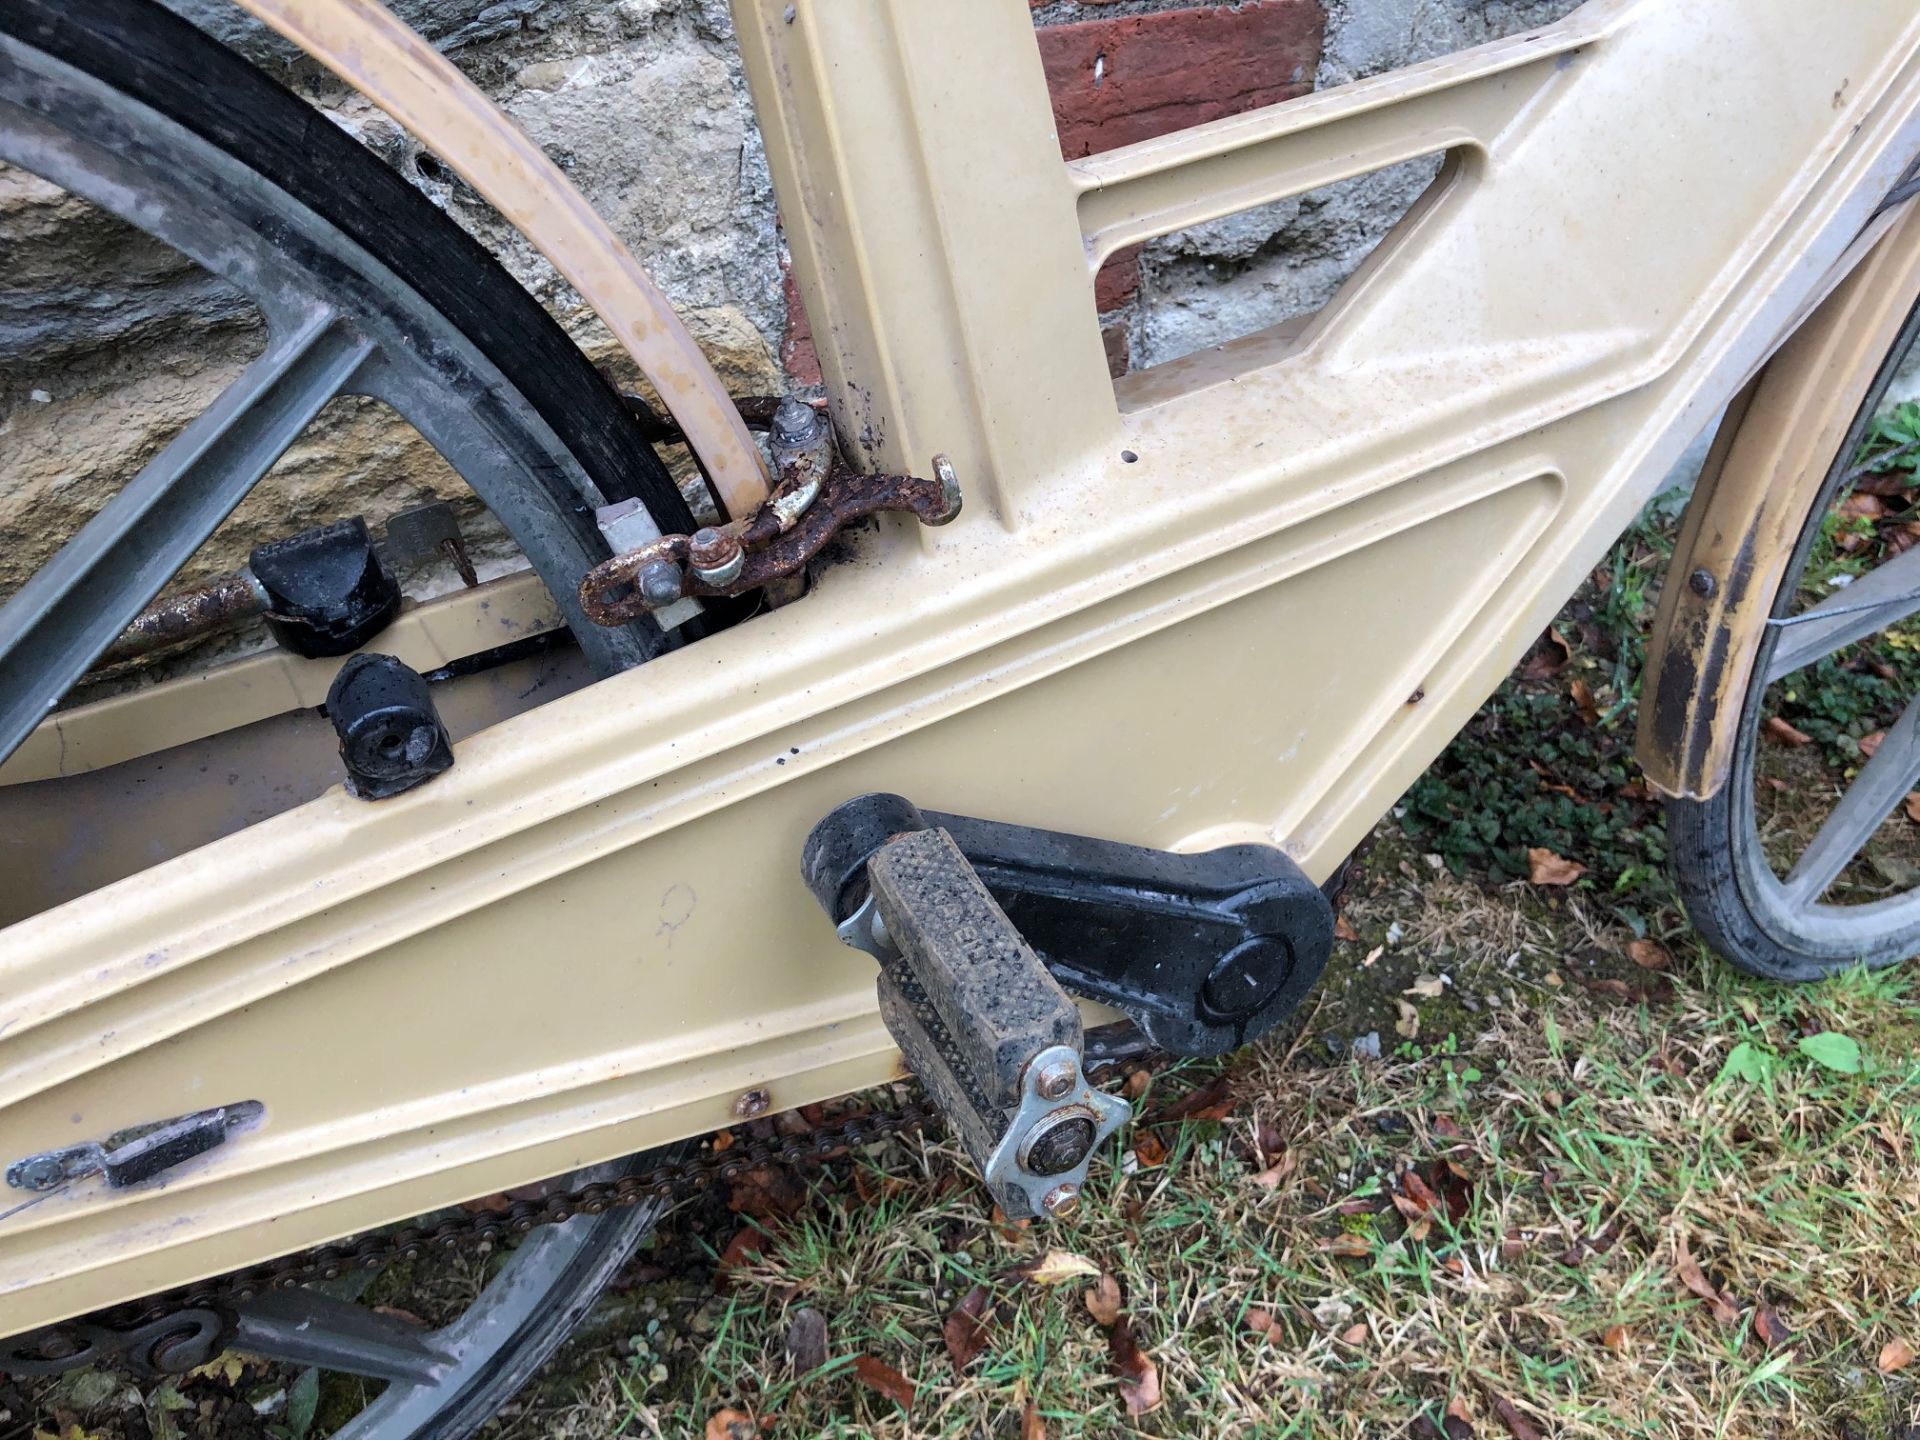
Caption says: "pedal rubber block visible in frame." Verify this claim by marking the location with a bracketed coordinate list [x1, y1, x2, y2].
[867, 827, 1080, 1107]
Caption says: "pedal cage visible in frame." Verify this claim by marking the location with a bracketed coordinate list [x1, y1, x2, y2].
[865, 828, 1128, 1218]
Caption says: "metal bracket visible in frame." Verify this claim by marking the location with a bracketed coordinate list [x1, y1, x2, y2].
[982, 1044, 1130, 1219]
[6, 1102, 264, 1194]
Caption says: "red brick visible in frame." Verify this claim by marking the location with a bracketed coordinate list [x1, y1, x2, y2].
[1094, 244, 1141, 312]
[1100, 320, 1131, 379]
[780, 252, 822, 387]
[1036, 1, 1324, 160]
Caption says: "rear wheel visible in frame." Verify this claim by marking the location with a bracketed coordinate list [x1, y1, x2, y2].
[0, 0, 699, 764]
[0, 0, 696, 1429]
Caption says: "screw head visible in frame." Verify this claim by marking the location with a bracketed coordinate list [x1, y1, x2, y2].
[770, 396, 822, 449]
[12, 1156, 65, 1191]
[1035, 1057, 1078, 1100]
[732, 1088, 772, 1119]
[1689, 568, 1717, 598]
[1042, 1183, 1080, 1218]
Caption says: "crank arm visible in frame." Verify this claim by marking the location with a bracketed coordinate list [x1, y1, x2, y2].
[802, 794, 1334, 1058]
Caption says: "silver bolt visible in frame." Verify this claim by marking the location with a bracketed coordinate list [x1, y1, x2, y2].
[688, 528, 746, 587]
[1035, 1057, 1077, 1101]
[1042, 1183, 1080, 1217]
[732, 1088, 772, 1119]
[770, 396, 823, 450]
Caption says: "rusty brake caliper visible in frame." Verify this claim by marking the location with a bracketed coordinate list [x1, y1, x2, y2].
[578, 397, 961, 629]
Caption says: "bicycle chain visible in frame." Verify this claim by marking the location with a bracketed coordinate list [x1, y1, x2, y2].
[22, 1057, 1141, 1368]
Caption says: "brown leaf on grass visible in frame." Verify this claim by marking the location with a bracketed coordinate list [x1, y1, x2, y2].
[1521, 627, 1573, 680]
[1486, 1391, 1544, 1440]
[1674, 1231, 1739, 1326]
[1254, 1115, 1287, 1164]
[990, 1205, 1032, 1244]
[943, 1284, 994, 1368]
[1395, 999, 1422, 1040]
[705, 1410, 757, 1440]
[1444, 1396, 1477, 1437]
[1339, 1321, 1369, 1345]
[1841, 493, 1889, 520]
[1022, 1400, 1048, 1440]
[1570, 678, 1601, 726]
[1108, 1317, 1162, 1416]
[1861, 729, 1887, 758]
[1527, 847, 1586, 886]
[1131, 1133, 1168, 1169]
[729, 1164, 808, 1221]
[1878, 1337, 1916, 1373]
[851, 1355, 915, 1411]
[713, 1227, 767, 1290]
[1322, 1233, 1370, 1259]
[1017, 1251, 1100, 1286]
[1243, 1306, 1277, 1338]
[1627, 939, 1671, 971]
[1402, 1168, 1441, 1217]
[1753, 1306, 1793, 1351]
[1123, 1068, 1152, 1101]
[1764, 715, 1814, 747]
[1334, 914, 1360, 942]
[1601, 1324, 1630, 1351]
[1160, 1074, 1235, 1123]
[710, 1130, 735, 1153]
[1249, 1152, 1296, 1189]
[1085, 1272, 1123, 1327]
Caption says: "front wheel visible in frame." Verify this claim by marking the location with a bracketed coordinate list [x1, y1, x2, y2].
[1669, 223, 1920, 981]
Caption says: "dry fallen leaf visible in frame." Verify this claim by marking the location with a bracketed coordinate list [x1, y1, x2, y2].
[1021, 1400, 1048, 1440]
[1085, 1272, 1123, 1328]
[1486, 1391, 1543, 1440]
[1160, 1075, 1235, 1123]
[1570, 678, 1601, 726]
[1108, 1317, 1162, 1416]
[1527, 847, 1586, 886]
[1601, 1323, 1629, 1351]
[1674, 1231, 1739, 1326]
[705, 1410, 757, 1440]
[1123, 1068, 1152, 1101]
[1444, 1396, 1477, 1438]
[1878, 1337, 1916, 1373]
[1395, 999, 1421, 1040]
[713, 1227, 768, 1290]
[1243, 1306, 1277, 1339]
[1764, 715, 1814, 747]
[852, 1355, 915, 1411]
[943, 1284, 994, 1368]
[1861, 729, 1887, 758]
[1323, 1233, 1370, 1259]
[1021, 1251, 1100, 1286]
[1334, 914, 1359, 942]
[1249, 1153, 1296, 1189]
[1753, 1306, 1792, 1351]
[1130, 1133, 1168, 1169]
[1627, 939, 1671, 971]
[1339, 1321, 1368, 1345]
[1405, 974, 1447, 999]
[1520, 626, 1573, 680]
[1362, 944, 1384, 968]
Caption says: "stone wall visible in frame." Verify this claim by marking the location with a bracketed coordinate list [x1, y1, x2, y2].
[0, 0, 1585, 605]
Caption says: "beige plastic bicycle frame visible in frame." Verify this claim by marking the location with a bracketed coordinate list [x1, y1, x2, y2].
[2, 0, 1918, 1332]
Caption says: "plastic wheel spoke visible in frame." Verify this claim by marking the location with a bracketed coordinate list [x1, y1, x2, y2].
[0, 309, 371, 763]
[1782, 688, 1920, 904]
